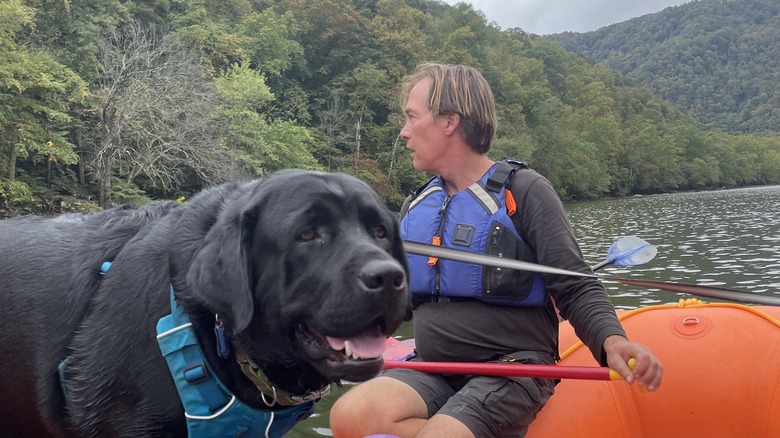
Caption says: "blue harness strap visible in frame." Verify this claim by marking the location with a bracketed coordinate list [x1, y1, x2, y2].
[157, 287, 233, 413]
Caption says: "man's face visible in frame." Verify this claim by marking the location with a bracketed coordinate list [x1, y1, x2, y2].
[400, 78, 450, 173]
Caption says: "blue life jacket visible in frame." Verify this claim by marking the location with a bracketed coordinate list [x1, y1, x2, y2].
[401, 160, 548, 307]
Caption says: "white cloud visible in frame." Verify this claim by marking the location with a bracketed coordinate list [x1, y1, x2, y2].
[441, 0, 692, 35]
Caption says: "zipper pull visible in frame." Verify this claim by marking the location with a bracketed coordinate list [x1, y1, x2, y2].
[439, 195, 452, 215]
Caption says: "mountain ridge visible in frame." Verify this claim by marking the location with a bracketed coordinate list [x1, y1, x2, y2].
[545, 0, 780, 135]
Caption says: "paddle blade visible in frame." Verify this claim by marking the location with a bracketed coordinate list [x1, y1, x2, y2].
[607, 236, 657, 267]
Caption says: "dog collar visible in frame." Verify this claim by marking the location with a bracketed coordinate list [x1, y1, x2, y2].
[235, 351, 331, 407]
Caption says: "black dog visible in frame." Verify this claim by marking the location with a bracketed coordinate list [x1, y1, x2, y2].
[0, 169, 411, 437]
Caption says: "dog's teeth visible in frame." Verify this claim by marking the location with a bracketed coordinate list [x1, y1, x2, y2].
[345, 340, 353, 358]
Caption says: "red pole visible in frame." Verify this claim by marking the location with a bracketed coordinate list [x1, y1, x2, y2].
[383, 360, 616, 381]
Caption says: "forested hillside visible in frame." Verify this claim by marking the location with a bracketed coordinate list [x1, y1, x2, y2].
[2, 0, 779, 217]
[547, 0, 780, 135]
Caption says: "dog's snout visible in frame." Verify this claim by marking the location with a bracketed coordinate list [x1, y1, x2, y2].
[359, 259, 406, 294]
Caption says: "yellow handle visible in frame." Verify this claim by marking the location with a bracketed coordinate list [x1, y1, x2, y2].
[608, 357, 637, 381]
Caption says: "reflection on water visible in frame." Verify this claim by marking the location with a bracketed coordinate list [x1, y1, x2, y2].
[289, 185, 780, 437]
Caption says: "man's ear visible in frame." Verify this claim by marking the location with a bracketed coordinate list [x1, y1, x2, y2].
[444, 113, 461, 135]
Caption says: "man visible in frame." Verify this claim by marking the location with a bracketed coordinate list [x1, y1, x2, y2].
[330, 62, 663, 438]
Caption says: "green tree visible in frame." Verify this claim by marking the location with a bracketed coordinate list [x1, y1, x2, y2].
[686, 156, 721, 188]
[25, 0, 130, 82]
[0, 0, 87, 182]
[618, 118, 683, 193]
[169, 0, 249, 72]
[369, 0, 429, 82]
[235, 8, 302, 77]
[214, 62, 321, 175]
[345, 63, 391, 162]
[281, 0, 374, 90]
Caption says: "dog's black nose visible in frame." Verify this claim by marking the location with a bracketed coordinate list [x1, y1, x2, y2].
[359, 259, 406, 294]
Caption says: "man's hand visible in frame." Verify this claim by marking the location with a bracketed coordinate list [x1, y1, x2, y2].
[603, 335, 663, 391]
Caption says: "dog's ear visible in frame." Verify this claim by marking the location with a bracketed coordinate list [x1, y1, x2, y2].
[187, 207, 258, 333]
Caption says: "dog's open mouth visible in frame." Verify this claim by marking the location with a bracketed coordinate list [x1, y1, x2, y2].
[296, 322, 387, 382]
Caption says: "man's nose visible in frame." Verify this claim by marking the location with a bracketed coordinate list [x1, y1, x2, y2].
[400, 121, 410, 140]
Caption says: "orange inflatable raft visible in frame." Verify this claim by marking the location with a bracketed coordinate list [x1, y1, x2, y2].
[526, 300, 780, 438]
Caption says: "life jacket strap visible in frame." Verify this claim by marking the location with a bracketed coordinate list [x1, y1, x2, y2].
[485, 159, 528, 193]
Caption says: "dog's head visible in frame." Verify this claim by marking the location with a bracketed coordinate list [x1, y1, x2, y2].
[186, 169, 411, 394]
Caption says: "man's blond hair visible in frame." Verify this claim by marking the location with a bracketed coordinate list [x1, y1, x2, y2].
[401, 62, 497, 153]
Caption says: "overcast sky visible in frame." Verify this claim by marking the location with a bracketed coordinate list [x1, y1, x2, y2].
[441, 0, 693, 35]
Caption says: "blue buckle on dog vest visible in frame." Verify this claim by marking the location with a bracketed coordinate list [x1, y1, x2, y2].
[66, 262, 314, 437]
[155, 285, 316, 437]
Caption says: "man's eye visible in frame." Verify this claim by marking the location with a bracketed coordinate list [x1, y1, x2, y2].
[299, 229, 317, 242]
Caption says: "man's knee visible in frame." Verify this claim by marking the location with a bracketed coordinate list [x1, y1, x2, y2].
[331, 376, 427, 437]
[331, 378, 391, 437]
[331, 389, 364, 436]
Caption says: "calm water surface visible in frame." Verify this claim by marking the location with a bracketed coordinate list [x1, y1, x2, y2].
[569, 185, 780, 309]
[289, 185, 780, 437]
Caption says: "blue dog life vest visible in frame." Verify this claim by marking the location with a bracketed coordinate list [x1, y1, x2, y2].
[401, 161, 548, 306]
[155, 285, 316, 438]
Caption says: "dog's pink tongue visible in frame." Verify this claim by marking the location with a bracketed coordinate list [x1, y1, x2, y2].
[326, 332, 387, 359]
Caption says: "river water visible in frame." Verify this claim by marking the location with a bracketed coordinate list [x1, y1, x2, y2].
[289, 185, 780, 437]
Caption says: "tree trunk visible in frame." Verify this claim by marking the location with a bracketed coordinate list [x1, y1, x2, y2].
[9, 144, 17, 181]
[98, 155, 112, 207]
[389, 135, 400, 177]
[6, 125, 18, 180]
[72, 129, 86, 186]
[355, 116, 362, 163]
[100, 171, 111, 207]
[78, 152, 86, 186]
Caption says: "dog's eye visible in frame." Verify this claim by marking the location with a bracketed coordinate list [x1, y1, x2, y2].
[298, 228, 318, 242]
[373, 226, 387, 239]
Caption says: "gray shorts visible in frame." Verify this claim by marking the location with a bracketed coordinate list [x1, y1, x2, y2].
[382, 351, 556, 438]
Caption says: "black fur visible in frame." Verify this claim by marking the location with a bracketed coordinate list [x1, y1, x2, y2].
[0, 169, 411, 437]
